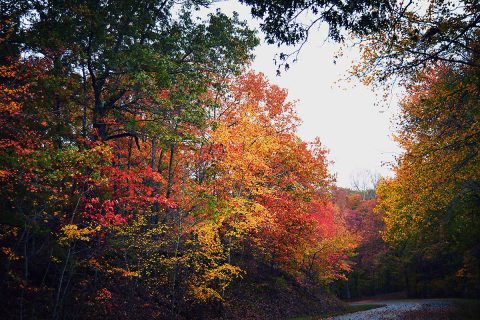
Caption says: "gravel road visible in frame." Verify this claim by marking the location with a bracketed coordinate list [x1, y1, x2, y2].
[331, 299, 457, 320]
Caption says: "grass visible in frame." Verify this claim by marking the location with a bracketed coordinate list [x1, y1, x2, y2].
[394, 299, 480, 320]
[291, 303, 385, 320]
[292, 298, 480, 320]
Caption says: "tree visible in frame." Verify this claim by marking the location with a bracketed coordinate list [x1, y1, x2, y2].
[240, 0, 394, 65]
[354, 1, 480, 84]
[332, 188, 403, 299]
[376, 63, 480, 298]
[1, 2, 260, 318]
[9, 0, 257, 141]
[241, 0, 480, 85]
[351, 169, 380, 200]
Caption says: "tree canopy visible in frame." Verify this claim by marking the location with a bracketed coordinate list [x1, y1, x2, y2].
[0, 1, 359, 318]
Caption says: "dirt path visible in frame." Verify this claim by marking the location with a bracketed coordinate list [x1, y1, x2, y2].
[331, 299, 456, 320]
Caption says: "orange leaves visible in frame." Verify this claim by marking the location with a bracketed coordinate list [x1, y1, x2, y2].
[0, 62, 28, 114]
[0, 58, 357, 313]
[204, 71, 354, 285]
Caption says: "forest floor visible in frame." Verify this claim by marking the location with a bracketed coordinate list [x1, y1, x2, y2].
[327, 298, 480, 320]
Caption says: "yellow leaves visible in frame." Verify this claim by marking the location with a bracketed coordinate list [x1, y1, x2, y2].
[1, 246, 20, 261]
[299, 233, 357, 284]
[223, 198, 270, 238]
[195, 221, 224, 254]
[190, 286, 221, 301]
[189, 263, 242, 301]
[58, 224, 101, 246]
[87, 256, 140, 278]
[377, 65, 480, 247]
[111, 267, 140, 278]
[376, 178, 416, 244]
[179, 219, 245, 302]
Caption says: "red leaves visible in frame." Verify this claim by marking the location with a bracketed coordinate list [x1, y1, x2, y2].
[95, 288, 112, 302]
[157, 197, 176, 208]
[207, 72, 355, 284]
[1, 59, 357, 313]
[83, 198, 127, 227]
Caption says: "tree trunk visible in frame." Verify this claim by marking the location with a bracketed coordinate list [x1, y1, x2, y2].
[151, 138, 157, 170]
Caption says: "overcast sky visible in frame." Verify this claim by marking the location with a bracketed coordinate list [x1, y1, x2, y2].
[205, 2, 402, 188]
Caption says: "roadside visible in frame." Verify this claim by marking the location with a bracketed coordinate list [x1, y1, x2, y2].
[331, 299, 480, 320]
[293, 298, 480, 320]
[291, 303, 384, 320]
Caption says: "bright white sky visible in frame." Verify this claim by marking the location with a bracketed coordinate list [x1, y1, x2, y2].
[204, 1, 402, 188]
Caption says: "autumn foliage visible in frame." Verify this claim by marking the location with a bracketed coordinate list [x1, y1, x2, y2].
[8, 1, 480, 318]
[376, 64, 480, 298]
[0, 18, 355, 317]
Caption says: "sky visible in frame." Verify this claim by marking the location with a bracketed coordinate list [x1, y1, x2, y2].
[204, 2, 402, 188]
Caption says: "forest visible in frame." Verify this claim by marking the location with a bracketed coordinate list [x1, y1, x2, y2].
[0, 1, 479, 319]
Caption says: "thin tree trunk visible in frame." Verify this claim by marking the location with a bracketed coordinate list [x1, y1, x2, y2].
[52, 246, 71, 320]
[157, 149, 164, 173]
[170, 211, 183, 318]
[20, 222, 29, 320]
[81, 65, 88, 139]
[149, 147, 164, 229]
[52, 192, 85, 319]
[151, 137, 157, 170]
[127, 137, 133, 169]
[166, 143, 175, 199]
